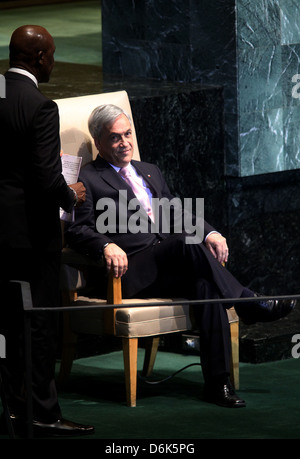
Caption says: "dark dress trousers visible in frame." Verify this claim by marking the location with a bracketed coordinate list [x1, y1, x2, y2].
[66, 156, 245, 383]
[0, 71, 74, 421]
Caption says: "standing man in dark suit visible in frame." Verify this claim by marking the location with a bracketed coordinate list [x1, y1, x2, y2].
[0, 25, 94, 436]
[65, 104, 296, 409]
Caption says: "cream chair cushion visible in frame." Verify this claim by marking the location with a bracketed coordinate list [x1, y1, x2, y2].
[69, 297, 192, 338]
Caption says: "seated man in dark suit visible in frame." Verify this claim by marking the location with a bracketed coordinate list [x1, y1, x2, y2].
[65, 104, 296, 408]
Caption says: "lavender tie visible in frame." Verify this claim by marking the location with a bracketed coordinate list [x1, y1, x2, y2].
[119, 167, 153, 220]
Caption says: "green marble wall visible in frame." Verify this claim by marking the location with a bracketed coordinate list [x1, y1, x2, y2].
[238, 0, 300, 176]
[102, 0, 300, 177]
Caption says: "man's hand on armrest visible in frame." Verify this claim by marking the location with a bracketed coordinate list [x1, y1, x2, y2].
[103, 243, 128, 278]
[205, 232, 229, 265]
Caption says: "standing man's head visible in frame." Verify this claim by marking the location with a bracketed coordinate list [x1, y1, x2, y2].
[9, 25, 55, 83]
[88, 104, 134, 168]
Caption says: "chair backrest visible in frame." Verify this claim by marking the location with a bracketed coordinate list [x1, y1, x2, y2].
[54, 91, 140, 167]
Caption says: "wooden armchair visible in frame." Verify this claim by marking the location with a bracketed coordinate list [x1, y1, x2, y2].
[56, 91, 240, 407]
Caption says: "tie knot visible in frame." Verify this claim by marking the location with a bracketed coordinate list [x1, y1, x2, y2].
[119, 167, 130, 178]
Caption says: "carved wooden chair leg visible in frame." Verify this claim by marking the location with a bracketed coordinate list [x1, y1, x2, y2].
[122, 337, 138, 407]
[108, 273, 140, 407]
[142, 336, 160, 377]
[229, 321, 239, 390]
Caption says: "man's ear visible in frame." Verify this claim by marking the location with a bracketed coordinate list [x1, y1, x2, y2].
[37, 50, 44, 65]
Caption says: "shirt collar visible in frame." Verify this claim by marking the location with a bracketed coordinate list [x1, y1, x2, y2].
[110, 162, 133, 173]
[8, 68, 38, 87]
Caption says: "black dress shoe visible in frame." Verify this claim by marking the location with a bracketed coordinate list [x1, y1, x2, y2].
[236, 296, 296, 325]
[258, 297, 296, 322]
[203, 382, 246, 408]
[32, 418, 95, 437]
[1, 414, 95, 437]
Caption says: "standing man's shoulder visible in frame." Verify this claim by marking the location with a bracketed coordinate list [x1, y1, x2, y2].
[5, 71, 55, 106]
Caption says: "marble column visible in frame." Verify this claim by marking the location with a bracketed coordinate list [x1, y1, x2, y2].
[102, 0, 300, 178]
[102, 0, 238, 175]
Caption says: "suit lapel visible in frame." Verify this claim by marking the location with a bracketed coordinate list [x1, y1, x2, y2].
[94, 156, 136, 201]
[93, 156, 161, 201]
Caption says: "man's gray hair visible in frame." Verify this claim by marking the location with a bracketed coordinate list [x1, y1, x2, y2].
[88, 104, 132, 140]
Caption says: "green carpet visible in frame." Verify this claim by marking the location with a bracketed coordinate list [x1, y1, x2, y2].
[49, 350, 300, 440]
[2, 350, 300, 440]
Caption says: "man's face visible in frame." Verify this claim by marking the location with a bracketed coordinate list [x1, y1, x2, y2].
[96, 114, 134, 167]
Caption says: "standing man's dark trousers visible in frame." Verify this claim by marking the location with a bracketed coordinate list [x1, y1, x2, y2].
[0, 248, 62, 422]
[127, 232, 245, 384]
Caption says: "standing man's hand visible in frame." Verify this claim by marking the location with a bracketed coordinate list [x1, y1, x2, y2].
[69, 182, 86, 207]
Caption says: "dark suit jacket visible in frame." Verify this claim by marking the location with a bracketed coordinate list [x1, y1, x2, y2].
[65, 155, 217, 296]
[0, 71, 74, 252]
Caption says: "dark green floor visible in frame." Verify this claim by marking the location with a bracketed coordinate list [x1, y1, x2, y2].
[0, 349, 300, 443]
[1, 349, 293, 441]
[56, 351, 300, 440]
[2, 349, 300, 440]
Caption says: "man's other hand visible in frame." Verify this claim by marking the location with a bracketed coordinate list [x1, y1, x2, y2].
[205, 233, 229, 265]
